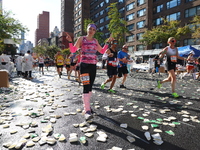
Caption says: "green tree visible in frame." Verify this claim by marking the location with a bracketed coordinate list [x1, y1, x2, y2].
[140, 19, 191, 46]
[191, 15, 200, 40]
[46, 45, 61, 59]
[62, 48, 70, 56]
[33, 45, 61, 59]
[83, 18, 104, 44]
[107, 2, 129, 44]
[0, 11, 29, 52]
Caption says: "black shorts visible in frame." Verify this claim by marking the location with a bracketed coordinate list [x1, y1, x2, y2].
[118, 66, 128, 77]
[65, 64, 70, 68]
[165, 62, 176, 71]
[39, 63, 44, 67]
[71, 63, 76, 66]
[56, 65, 63, 68]
[107, 66, 118, 78]
[76, 66, 80, 71]
[155, 64, 160, 68]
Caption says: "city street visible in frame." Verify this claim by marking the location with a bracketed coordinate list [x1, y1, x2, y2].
[0, 67, 200, 150]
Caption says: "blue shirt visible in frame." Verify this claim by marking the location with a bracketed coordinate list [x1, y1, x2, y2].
[117, 50, 129, 67]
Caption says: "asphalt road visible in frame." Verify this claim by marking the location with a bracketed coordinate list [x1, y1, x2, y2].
[0, 67, 200, 150]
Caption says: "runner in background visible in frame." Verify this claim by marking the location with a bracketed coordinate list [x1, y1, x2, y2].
[68, 53, 77, 80]
[117, 45, 133, 88]
[101, 40, 118, 93]
[44, 56, 50, 71]
[157, 37, 186, 98]
[75, 49, 81, 83]
[64, 54, 71, 76]
[38, 54, 45, 75]
[54, 50, 64, 78]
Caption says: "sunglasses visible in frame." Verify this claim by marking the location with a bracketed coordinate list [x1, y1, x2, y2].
[170, 40, 176, 43]
[113, 42, 118, 45]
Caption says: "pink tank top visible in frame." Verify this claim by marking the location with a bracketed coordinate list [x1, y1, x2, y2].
[81, 36, 98, 64]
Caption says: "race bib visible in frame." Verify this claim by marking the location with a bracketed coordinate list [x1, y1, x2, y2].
[170, 56, 177, 62]
[80, 73, 90, 85]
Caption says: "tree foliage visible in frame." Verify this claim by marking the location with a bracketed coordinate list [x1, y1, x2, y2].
[0, 11, 29, 52]
[83, 18, 104, 44]
[107, 2, 129, 44]
[33, 45, 61, 59]
[191, 15, 200, 40]
[140, 19, 191, 46]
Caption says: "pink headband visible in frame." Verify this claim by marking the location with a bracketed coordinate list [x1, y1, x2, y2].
[87, 24, 97, 30]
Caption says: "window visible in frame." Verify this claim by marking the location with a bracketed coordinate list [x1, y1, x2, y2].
[105, 33, 110, 38]
[105, 16, 109, 21]
[185, 6, 200, 18]
[126, 35, 134, 42]
[100, 2, 104, 7]
[153, 18, 164, 26]
[126, 2, 135, 11]
[128, 46, 134, 52]
[137, 8, 146, 17]
[167, 0, 181, 9]
[152, 43, 163, 49]
[99, 10, 104, 16]
[136, 44, 145, 51]
[100, 18, 104, 24]
[127, 24, 134, 31]
[137, 0, 145, 6]
[105, 0, 110, 3]
[185, 0, 196, 2]
[119, 7, 125, 13]
[94, 13, 99, 18]
[99, 26, 104, 31]
[78, 3, 81, 9]
[184, 39, 199, 46]
[126, 13, 135, 21]
[118, 0, 124, 3]
[154, 4, 163, 13]
[78, 10, 82, 16]
[136, 32, 144, 40]
[166, 12, 180, 21]
[105, 24, 109, 29]
[137, 20, 145, 29]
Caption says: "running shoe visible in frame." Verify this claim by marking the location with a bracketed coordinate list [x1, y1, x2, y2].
[85, 111, 93, 121]
[59, 72, 62, 78]
[108, 89, 116, 94]
[101, 83, 105, 89]
[120, 84, 126, 88]
[157, 81, 162, 89]
[172, 92, 179, 98]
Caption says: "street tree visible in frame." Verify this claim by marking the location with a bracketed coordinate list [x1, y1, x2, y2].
[191, 15, 200, 40]
[0, 11, 28, 52]
[83, 18, 104, 44]
[140, 19, 191, 46]
[107, 2, 129, 44]
[62, 48, 70, 56]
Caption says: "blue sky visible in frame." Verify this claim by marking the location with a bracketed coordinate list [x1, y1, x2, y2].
[3, 0, 61, 45]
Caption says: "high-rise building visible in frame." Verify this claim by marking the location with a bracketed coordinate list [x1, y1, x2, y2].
[35, 11, 49, 45]
[61, 0, 74, 33]
[66, 0, 199, 53]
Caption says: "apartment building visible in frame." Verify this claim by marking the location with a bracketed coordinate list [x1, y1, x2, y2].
[35, 11, 49, 45]
[66, 0, 200, 52]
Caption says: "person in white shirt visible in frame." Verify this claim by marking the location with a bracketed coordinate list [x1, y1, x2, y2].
[23, 50, 34, 79]
[15, 53, 23, 76]
[0, 51, 11, 72]
[38, 54, 45, 75]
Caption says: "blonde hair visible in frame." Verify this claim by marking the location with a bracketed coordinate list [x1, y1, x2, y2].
[167, 37, 175, 43]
